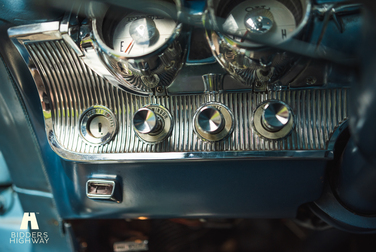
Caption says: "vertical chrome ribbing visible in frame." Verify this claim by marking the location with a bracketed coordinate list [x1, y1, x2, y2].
[26, 40, 349, 154]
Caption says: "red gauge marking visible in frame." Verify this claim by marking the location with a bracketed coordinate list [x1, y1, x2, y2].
[240, 30, 249, 43]
[124, 40, 134, 53]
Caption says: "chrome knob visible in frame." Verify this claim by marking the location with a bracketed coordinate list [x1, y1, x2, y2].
[244, 9, 274, 34]
[133, 108, 160, 134]
[261, 101, 291, 132]
[197, 106, 224, 134]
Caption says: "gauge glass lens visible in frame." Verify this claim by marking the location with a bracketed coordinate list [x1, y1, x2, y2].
[113, 10, 176, 56]
[223, 0, 297, 46]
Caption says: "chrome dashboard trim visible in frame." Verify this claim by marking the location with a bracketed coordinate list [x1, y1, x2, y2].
[8, 21, 62, 42]
[8, 20, 349, 162]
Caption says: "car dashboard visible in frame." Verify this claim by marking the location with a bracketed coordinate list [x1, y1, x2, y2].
[1, 0, 376, 251]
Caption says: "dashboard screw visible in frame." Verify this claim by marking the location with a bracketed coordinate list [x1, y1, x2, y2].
[156, 86, 163, 93]
[306, 76, 317, 85]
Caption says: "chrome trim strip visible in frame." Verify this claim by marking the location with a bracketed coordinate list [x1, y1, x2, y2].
[50, 135, 333, 161]
[8, 22, 61, 43]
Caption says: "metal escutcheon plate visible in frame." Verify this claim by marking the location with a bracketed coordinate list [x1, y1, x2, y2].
[79, 105, 118, 145]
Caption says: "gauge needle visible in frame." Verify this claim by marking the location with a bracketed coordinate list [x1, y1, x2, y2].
[124, 40, 134, 54]
[240, 30, 249, 43]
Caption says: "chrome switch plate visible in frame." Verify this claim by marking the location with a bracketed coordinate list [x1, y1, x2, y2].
[86, 179, 120, 202]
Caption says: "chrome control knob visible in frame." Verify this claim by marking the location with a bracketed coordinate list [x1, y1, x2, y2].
[133, 105, 173, 144]
[261, 101, 291, 132]
[194, 103, 234, 142]
[244, 9, 274, 34]
[197, 106, 224, 134]
[133, 108, 160, 134]
[253, 100, 293, 140]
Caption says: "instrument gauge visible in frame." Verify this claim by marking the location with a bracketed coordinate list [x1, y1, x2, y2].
[223, 0, 298, 47]
[88, 0, 184, 95]
[112, 10, 177, 56]
[204, 0, 311, 88]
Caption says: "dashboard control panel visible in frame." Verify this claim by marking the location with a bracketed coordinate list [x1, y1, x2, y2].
[7, 0, 350, 162]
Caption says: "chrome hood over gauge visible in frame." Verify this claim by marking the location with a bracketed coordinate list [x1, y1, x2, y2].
[82, 0, 185, 95]
[204, 0, 311, 90]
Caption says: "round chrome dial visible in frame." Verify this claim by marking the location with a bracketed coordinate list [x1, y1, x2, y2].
[133, 108, 160, 134]
[197, 106, 225, 134]
[194, 103, 234, 142]
[253, 100, 294, 139]
[261, 101, 291, 132]
[133, 105, 173, 144]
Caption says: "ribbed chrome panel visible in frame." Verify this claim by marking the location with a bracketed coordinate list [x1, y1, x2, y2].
[26, 40, 349, 154]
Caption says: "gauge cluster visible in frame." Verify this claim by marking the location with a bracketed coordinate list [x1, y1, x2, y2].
[82, 0, 311, 95]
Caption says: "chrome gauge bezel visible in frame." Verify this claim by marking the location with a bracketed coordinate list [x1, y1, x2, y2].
[204, 0, 312, 88]
[87, 0, 184, 95]
[92, 9, 182, 60]
[205, 0, 312, 50]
